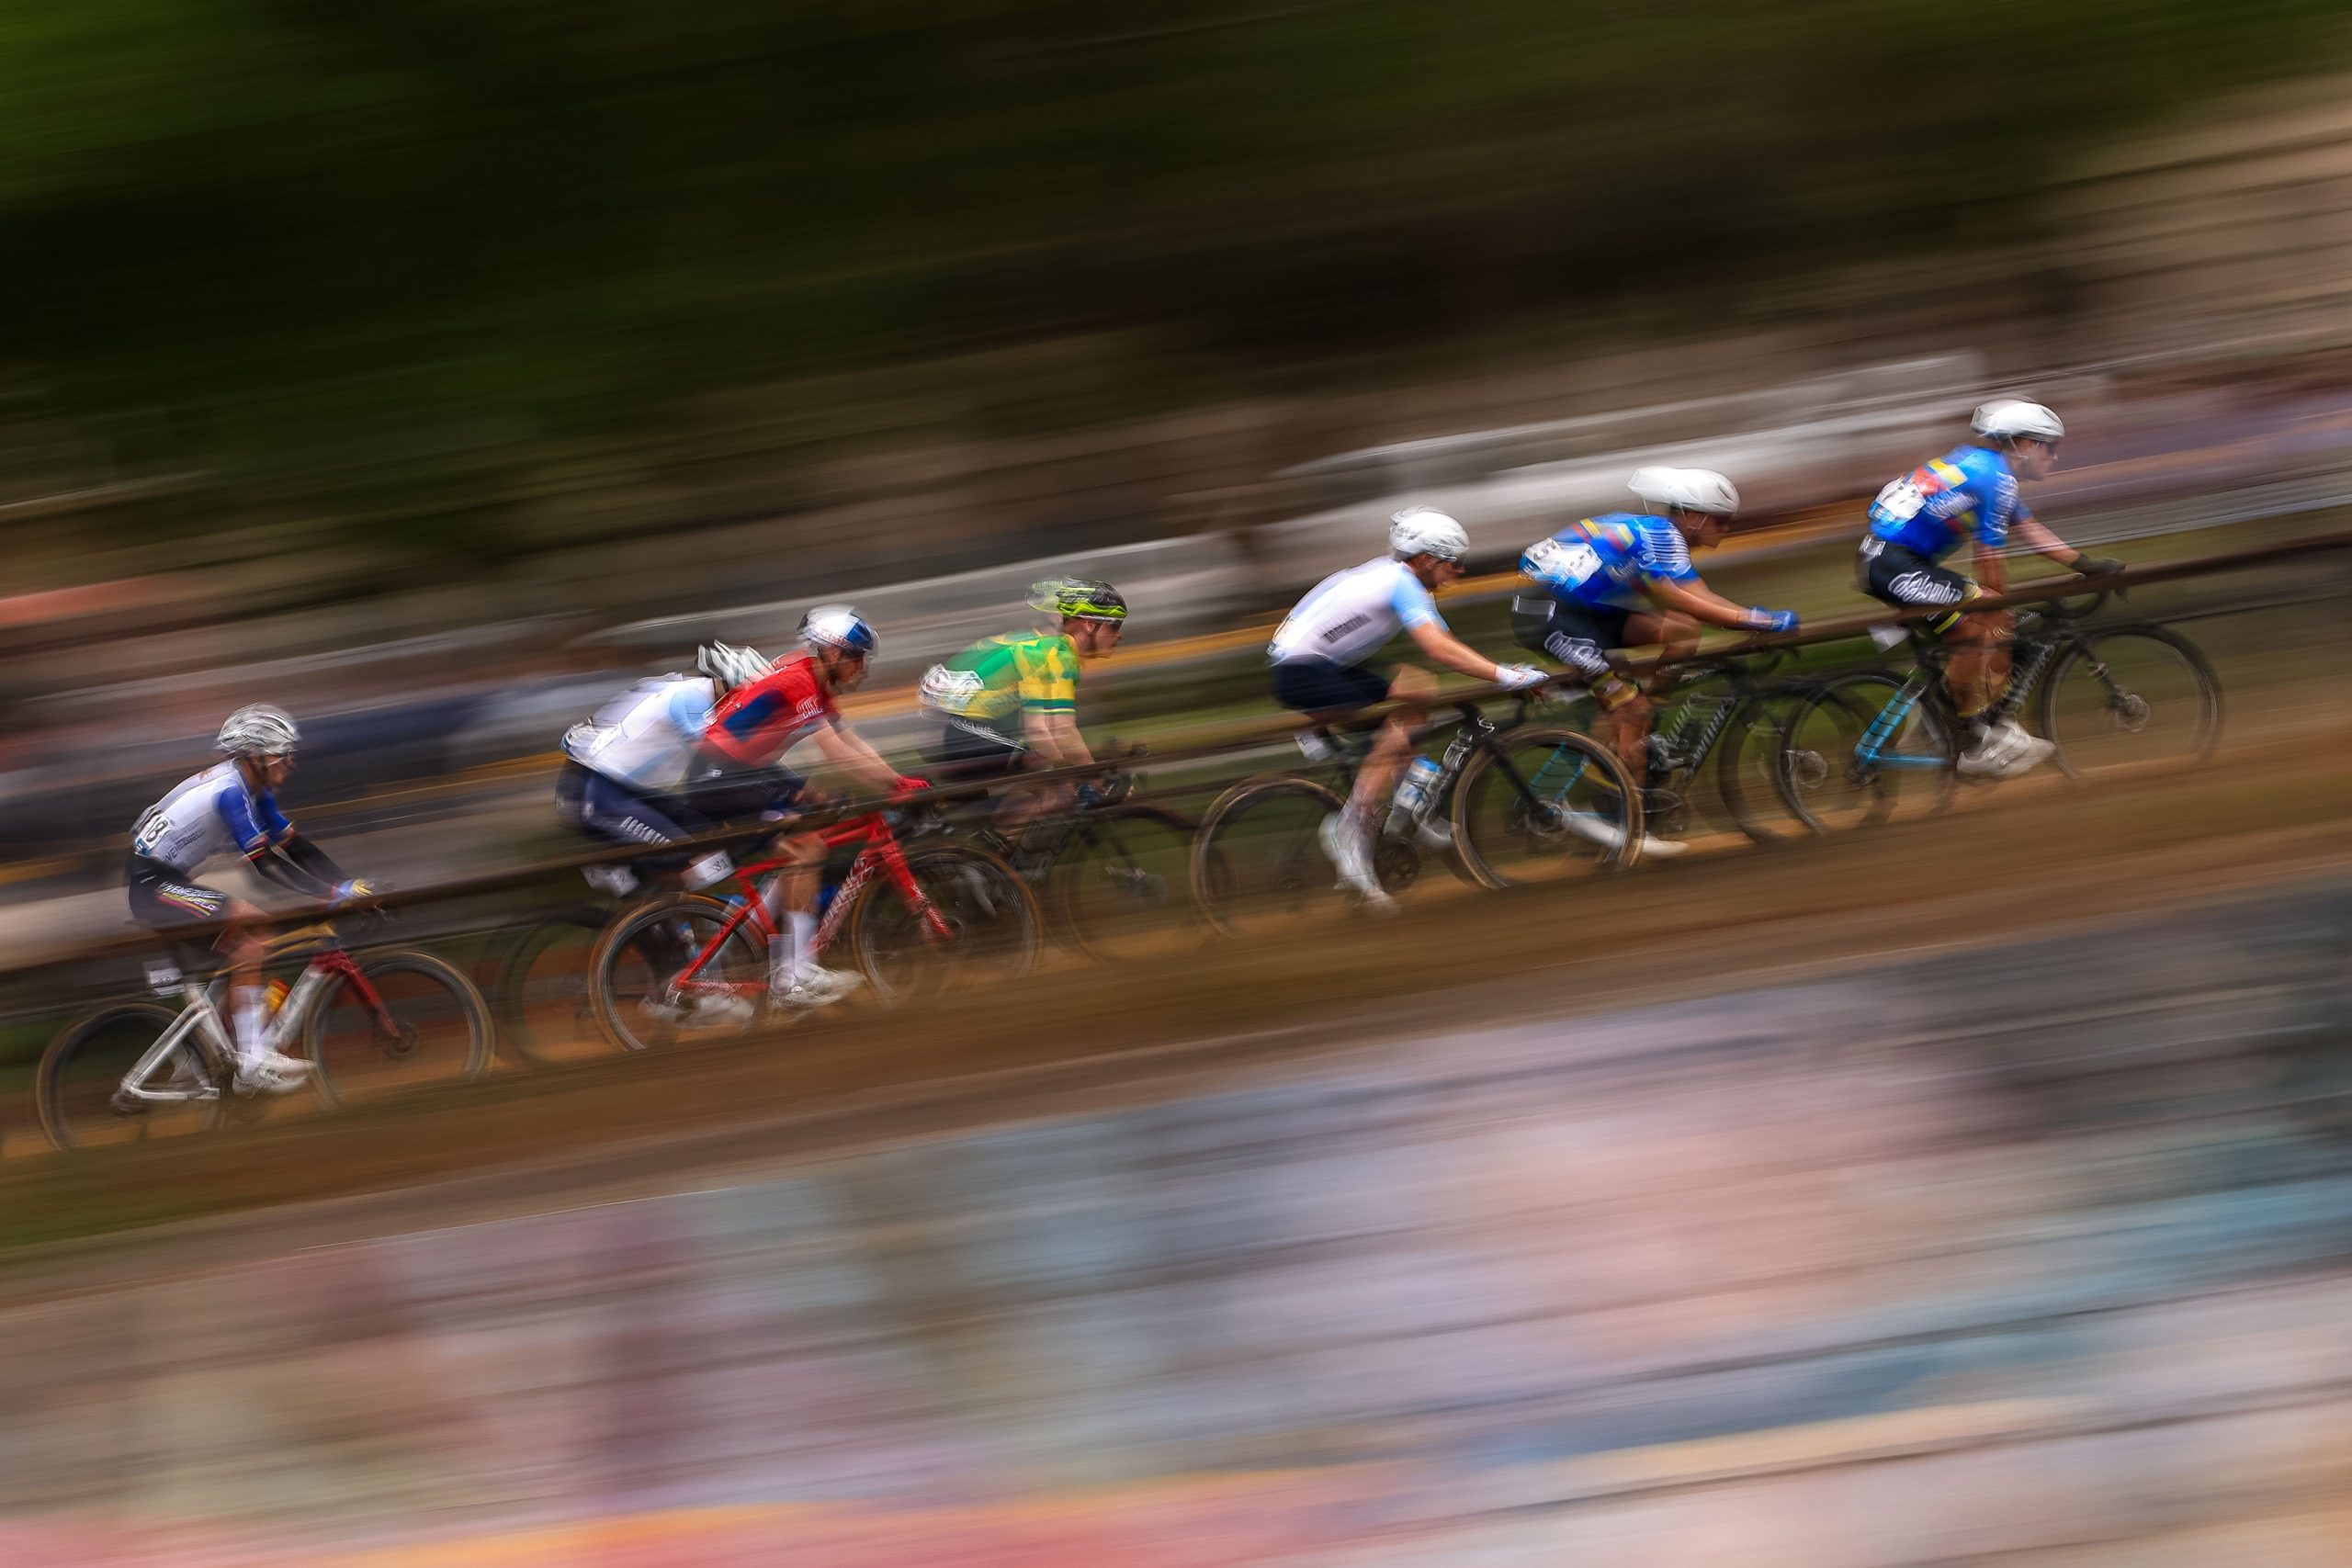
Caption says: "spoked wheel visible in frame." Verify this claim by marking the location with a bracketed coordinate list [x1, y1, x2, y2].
[588, 894, 764, 1053]
[1190, 775, 1350, 940]
[1049, 805, 1203, 964]
[38, 1001, 224, 1153]
[306, 950, 494, 1109]
[1778, 673, 1956, 832]
[492, 905, 610, 1068]
[850, 843, 1041, 1005]
[1451, 727, 1642, 889]
[1716, 687, 1827, 845]
[2037, 626, 2222, 783]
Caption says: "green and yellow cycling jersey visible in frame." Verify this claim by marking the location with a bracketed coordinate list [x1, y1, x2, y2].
[919, 631, 1080, 744]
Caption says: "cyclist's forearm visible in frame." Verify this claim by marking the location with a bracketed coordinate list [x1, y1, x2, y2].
[252, 841, 340, 901]
[1648, 579, 1760, 631]
[1409, 623, 1504, 682]
[814, 724, 905, 795]
[2013, 517, 2083, 566]
[1024, 710, 1091, 769]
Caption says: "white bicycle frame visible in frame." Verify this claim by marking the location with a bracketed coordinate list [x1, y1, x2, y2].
[115, 963, 336, 1105]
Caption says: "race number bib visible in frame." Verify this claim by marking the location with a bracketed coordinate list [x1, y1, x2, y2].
[1872, 474, 1931, 522]
[1521, 536, 1601, 586]
[133, 811, 170, 855]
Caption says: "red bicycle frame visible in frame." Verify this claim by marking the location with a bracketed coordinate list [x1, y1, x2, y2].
[662, 812, 950, 1004]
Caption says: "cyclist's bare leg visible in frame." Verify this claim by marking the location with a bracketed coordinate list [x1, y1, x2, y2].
[762, 832, 828, 986]
[1946, 608, 2012, 728]
[1613, 610, 1701, 777]
[219, 904, 269, 1060]
[1348, 665, 1433, 829]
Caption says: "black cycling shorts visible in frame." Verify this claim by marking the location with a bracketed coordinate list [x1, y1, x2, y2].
[1510, 595, 1629, 680]
[927, 721, 1031, 784]
[1271, 658, 1392, 716]
[125, 853, 231, 968]
[1858, 540, 1976, 636]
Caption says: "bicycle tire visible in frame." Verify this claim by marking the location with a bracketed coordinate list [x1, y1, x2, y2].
[305, 949, 494, 1109]
[38, 1000, 223, 1153]
[1189, 774, 1349, 940]
[1777, 672, 1956, 832]
[2035, 625, 2222, 783]
[1714, 685, 1825, 846]
[491, 903, 611, 1069]
[1449, 726, 1642, 889]
[587, 893, 765, 1053]
[849, 841, 1040, 1004]
[1047, 804, 1203, 964]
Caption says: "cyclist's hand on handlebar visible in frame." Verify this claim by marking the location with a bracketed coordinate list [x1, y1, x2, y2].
[330, 878, 382, 908]
[1494, 663, 1550, 692]
[891, 775, 931, 795]
[2072, 554, 2124, 578]
[1748, 608, 1801, 635]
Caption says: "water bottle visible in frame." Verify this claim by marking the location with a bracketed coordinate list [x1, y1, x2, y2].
[1393, 756, 1442, 820]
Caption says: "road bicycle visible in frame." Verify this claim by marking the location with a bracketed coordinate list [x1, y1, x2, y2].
[1189, 695, 1639, 939]
[37, 919, 492, 1152]
[587, 805, 1038, 1051]
[1775, 588, 2223, 832]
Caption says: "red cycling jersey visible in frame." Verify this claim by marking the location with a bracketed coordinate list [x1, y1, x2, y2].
[703, 653, 840, 768]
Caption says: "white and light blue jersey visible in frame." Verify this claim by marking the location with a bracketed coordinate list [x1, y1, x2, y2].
[562, 675, 717, 795]
[1268, 557, 1444, 668]
[131, 761, 294, 874]
[1519, 512, 1698, 611]
[1867, 444, 2028, 561]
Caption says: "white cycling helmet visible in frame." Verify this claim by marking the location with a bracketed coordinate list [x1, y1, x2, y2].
[1628, 466, 1740, 517]
[218, 703, 300, 757]
[695, 641, 771, 694]
[1389, 505, 1469, 563]
[1972, 400, 2064, 443]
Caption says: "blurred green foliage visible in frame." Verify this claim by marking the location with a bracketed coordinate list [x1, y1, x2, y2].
[3, 1, 2345, 489]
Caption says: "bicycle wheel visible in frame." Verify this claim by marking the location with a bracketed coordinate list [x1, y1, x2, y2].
[1715, 687, 1825, 845]
[849, 842, 1040, 1004]
[1451, 726, 1641, 889]
[588, 894, 765, 1053]
[2036, 626, 2222, 783]
[1191, 775, 1350, 940]
[305, 950, 493, 1108]
[492, 904, 610, 1068]
[1778, 672, 1956, 833]
[38, 1001, 223, 1152]
[1049, 804, 1202, 964]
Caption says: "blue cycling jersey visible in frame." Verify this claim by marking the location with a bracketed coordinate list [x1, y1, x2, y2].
[1866, 444, 2030, 561]
[1518, 512, 1697, 611]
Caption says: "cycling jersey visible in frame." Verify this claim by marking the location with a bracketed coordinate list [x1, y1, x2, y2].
[920, 631, 1080, 746]
[131, 761, 294, 875]
[703, 653, 840, 768]
[1519, 512, 1697, 611]
[1268, 558, 1444, 667]
[1866, 444, 2030, 561]
[562, 675, 718, 795]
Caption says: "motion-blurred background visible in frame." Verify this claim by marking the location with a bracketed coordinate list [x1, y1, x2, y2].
[6, 5, 2352, 1563]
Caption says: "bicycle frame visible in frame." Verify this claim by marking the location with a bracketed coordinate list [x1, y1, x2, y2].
[115, 942, 388, 1105]
[660, 813, 949, 1004]
[1856, 617, 2082, 770]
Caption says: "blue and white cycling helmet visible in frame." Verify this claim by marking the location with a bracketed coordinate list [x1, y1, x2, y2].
[800, 604, 877, 656]
[219, 703, 300, 757]
[1389, 506, 1469, 563]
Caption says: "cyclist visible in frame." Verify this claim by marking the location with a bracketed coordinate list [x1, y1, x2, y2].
[1512, 467, 1799, 854]
[919, 576, 1127, 842]
[1857, 400, 2121, 777]
[1269, 505, 1549, 911]
[556, 642, 770, 898]
[702, 605, 927, 1010]
[126, 705, 373, 1094]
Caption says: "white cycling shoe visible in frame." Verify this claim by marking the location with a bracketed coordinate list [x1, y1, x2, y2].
[232, 1049, 312, 1096]
[774, 965, 865, 1010]
[1958, 719, 2055, 780]
[1317, 812, 1396, 915]
[1556, 813, 1689, 860]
